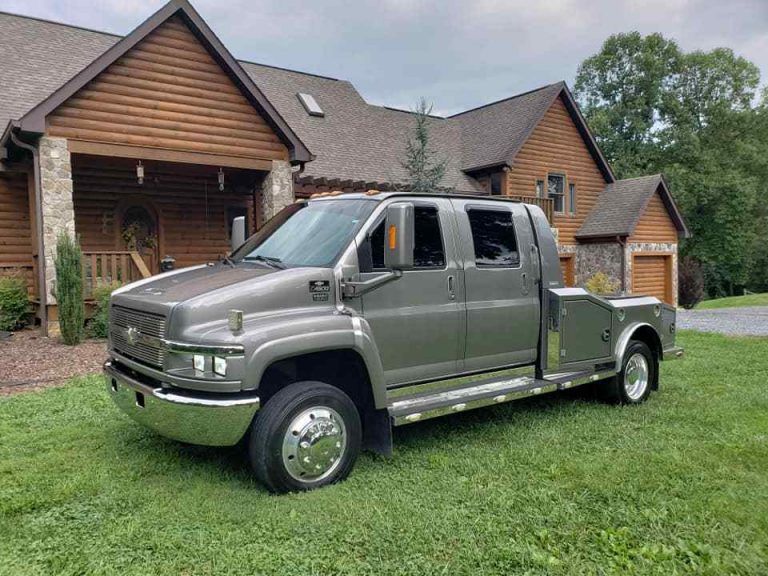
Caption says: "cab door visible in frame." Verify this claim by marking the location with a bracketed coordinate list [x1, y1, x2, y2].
[358, 198, 463, 386]
[450, 199, 540, 371]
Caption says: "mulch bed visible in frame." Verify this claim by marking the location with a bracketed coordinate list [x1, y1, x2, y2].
[0, 328, 107, 396]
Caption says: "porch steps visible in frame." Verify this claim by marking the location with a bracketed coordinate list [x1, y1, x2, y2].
[388, 369, 615, 426]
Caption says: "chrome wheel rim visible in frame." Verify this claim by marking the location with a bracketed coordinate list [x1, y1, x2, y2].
[624, 353, 649, 400]
[282, 406, 347, 483]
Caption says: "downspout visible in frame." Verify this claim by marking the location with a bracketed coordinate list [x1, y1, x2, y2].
[10, 132, 47, 335]
[617, 235, 627, 294]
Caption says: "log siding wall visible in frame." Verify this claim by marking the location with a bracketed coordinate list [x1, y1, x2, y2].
[506, 96, 608, 245]
[47, 16, 288, 164]
[629, 191, 678, 243]
[0, 173, 35, 295]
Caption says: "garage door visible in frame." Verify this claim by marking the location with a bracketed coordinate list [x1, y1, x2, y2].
[559, 256, 575, 286]
[632, 254, 672, 304]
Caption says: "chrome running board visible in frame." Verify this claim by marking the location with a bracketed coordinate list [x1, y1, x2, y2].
[388, 369, 615, 426]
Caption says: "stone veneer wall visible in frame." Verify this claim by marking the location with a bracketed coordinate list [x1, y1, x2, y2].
[625, 242, 678, 305]
[39, 136, 76, 305]
[260, 160, 294, 222]
[558, 243, 622, 289]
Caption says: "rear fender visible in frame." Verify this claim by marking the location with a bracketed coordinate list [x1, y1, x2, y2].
[614, 321, 663, 369]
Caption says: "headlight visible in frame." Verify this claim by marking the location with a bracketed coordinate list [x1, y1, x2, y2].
[193, 354, 206, 373]
[213, 356, 227, 376]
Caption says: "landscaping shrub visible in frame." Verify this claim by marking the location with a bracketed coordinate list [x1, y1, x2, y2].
[585, 271, 620, 295]
[679, 255, 705, 309]
[0, 275, 29, 331]
[88, 281, 120, 339]
[54, 232, 84, 345]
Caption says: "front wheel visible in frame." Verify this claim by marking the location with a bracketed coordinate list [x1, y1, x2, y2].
[248, 381, 361, 493]
[601, 340, 657, 404]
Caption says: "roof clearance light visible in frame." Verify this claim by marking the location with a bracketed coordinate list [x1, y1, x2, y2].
[297, 93, 324, 117]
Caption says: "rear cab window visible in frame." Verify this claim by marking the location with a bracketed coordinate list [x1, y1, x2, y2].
[466, 208, 520, 267]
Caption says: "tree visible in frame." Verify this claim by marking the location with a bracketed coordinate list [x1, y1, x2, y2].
[401, 98, 447, 193]
[574, 32, 681, 177]
[575, 33, 766, 296]
[54, 232, 84, 345]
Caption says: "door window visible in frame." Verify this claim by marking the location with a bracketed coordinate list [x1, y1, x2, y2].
[466, 208, 519, 267]
[370, 206, 445, 270]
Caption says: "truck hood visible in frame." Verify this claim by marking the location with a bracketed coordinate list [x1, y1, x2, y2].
[111, 262, 338, 341]
[111, 263, 278, 314]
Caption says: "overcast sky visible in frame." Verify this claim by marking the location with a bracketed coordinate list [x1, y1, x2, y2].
[2, 0, 766, 115]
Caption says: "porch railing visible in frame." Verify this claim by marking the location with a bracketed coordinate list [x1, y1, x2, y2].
[507, 195, 554, 222]
[82, 251, 152, 298]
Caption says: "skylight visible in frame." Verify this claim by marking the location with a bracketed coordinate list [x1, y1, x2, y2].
[297, 93, 324, 117]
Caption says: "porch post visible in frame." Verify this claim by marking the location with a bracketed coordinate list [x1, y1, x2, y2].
[259, 160, 294, 223]
[39, 136, 75, 333]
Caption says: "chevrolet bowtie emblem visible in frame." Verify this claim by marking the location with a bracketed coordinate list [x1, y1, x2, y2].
[126, 326, 140, 345]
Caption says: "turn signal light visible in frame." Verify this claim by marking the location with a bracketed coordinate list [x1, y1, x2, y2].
[388, 225, 397, 250]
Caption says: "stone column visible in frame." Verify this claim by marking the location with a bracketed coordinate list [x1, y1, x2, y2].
[260, 160, 294, 223]
[38, 136, 75, 308]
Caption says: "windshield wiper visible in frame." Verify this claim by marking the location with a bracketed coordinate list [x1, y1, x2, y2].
[221, 254, 236, 267]
[245, 255, 287, 269]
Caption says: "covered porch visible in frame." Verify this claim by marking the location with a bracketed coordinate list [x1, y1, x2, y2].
[71, 153, 265, 294]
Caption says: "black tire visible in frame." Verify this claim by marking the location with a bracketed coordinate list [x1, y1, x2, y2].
[600, 340, 656, 404]
[248, 381, 361, 493]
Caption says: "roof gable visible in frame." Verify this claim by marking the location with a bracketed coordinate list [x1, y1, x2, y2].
[14, 0, 310, 162]
[450, 82, 615, 183]
[576, 174, 689, 239]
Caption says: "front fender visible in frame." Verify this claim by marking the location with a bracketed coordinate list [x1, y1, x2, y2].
[243, 312, 388, 409]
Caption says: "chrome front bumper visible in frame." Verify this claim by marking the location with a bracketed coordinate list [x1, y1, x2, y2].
[104, 360, 260, 446]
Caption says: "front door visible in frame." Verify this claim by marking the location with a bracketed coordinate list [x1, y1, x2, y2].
[450, 199, 540, 371]
[359, 198, 463, 386]
[119, 204, 159, 274]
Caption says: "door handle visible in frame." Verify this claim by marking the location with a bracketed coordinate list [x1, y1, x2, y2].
[521, 272, 529, 295]
[447, 275, 456, 300]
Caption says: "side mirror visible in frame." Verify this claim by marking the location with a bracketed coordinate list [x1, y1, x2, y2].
[384, 202, 415, 270]
[231, 216, 246, 253]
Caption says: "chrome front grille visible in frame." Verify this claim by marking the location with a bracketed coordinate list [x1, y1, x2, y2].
[110, 305, 167, 369]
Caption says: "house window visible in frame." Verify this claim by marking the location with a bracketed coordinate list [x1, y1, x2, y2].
[548, 174, 565, 213]
[569, 183, 576, 215]
[490, 172, 503, 196]
[536, 180, 544, 198]
[226, 206, 248, 240]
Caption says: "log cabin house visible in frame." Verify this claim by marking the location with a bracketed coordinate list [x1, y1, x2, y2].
[0, 0, 688, 334]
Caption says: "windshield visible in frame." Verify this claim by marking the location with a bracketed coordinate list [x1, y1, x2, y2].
[236, 199, 376, 268]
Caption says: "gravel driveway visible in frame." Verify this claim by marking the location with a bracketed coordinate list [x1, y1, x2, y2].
[677, 306, 768, 337]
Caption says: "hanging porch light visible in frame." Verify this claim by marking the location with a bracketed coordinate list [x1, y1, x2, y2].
[218, 167, 225, 192]
[136, 160, 145, 185]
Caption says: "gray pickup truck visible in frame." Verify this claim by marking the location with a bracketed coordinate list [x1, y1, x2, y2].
[105, 192, 682, 492]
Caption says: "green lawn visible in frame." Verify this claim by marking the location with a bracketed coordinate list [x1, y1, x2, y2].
[697, 292, 768, 309]
[1, 331, 767, 575]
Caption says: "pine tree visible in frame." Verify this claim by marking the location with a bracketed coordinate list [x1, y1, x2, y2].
[401, 98, 447, 193]
[54, 232, 84, 345]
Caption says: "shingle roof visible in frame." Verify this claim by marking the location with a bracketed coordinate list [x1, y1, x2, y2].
[0, 12, 119, 131]
[0, 11, 580, 192]
[577, 174, 689, 239]
[240, 61, 479, 191]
